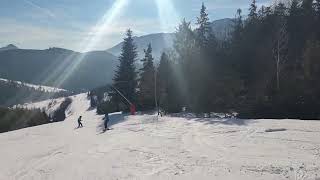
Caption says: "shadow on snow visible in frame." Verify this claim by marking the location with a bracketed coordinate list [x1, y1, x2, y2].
[96, 112, 129, 132]
[169, 113, 255, 126]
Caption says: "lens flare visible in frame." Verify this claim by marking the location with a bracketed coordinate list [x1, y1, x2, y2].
[81, 0, 129, 53]
[155, 0, 190, 105]
[155, 0, 180, 48]
[5, 0, 129, 107]
[44, 0, 129, 89]
[155, 0, 180, 33]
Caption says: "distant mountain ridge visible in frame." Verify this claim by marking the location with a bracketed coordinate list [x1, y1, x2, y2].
[0, 47, 118, 91]
[0, 44, 18, 51]
[0, 18, 234, 91]
[107, 18, 234, 60]
[107, 33, 175, 61]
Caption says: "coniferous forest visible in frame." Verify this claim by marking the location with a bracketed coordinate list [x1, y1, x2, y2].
[94, 0, 320, 119]
[0, 80, 71, 107]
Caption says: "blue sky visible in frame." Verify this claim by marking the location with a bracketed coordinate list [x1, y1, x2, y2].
[0, 0, 272, 52]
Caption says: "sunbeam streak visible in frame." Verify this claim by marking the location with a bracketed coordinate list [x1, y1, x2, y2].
[155, 0, 180, 51]
[155, 0, 190, 106]
[81, 0, 129, 53]
[43, 0, 129, 89]
[5, 0, 128, 106]
[155, 0, 180, 33]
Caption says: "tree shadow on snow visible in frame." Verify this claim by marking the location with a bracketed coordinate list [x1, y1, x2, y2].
[96, 112, 128, 132]
[169, 113, 255, 126]
[136, 110, 158, 115]
[108, 112, 128, 127]
[86, 106, 96, 111]
[192, 118, 255, 126]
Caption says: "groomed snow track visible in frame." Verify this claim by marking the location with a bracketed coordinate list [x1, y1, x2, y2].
[0, 94, 320, 180]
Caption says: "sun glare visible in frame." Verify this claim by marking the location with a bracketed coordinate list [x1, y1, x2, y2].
[155, 0, 180, 33]
[42, 0, 129, 89]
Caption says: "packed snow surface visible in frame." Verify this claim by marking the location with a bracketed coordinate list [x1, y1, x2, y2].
[1, 94, 320, 180]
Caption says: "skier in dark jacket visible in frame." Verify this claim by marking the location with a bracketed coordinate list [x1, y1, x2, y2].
[77, 116, 83, 128]
[104, 113, 110, 131]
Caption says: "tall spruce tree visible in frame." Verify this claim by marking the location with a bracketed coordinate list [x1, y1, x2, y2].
[195, 2, 217, 115]
[287, 0, 302, 63]
[249, 0, 258, 21]
[174, 19, 201, 112]
[316, 0, 320, 12]
[231, 9, 244, 64]
[111, 29, 138, 111]
[157, 52, 170, 108]
[157, 52, 182, 113]
[196, 3, 212, 47]
[316, 0, 320, 40]
[316, 0, 320, 18]
[273, 3, 288, 91]
[301, 0, 315, 39]
[138, 44, 156, 110]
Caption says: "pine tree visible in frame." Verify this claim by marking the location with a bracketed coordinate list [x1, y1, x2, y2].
[273, 19, 288, 91]
[287, 0, 304, 66]
[303, 40, 320, 85]
[111, 29, 138, 111]
[316, 0, 320, 40]
[174, 19, 197, 60]
[272, 3, 288, 91]
[248, 0, 258, 21]
[157, 52, 170, 112]
[195, 3, 218, 115]
[196, 3, 212, 47]
[316, 0, 320, 16]
[174, 19, 201, 112]
[232, 9, 243, 45]
[301, 0, 314, 15]
[301, 0, 316, 38]
[157, 52, 182, 113]
[138, 44, 156, 110]
[274, 3, 287, 17]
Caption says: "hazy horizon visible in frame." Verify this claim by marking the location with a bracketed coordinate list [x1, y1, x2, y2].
[1, 0, 272, 52]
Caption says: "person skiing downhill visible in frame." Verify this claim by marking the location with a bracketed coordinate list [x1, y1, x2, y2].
[103, 113, 110, 131]
[77, 116, 83, 128]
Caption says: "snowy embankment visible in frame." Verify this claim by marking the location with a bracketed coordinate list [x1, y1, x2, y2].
[16, 96, 70, 117]
[0, 78, 67, 93]
[0, 94, 320, 180]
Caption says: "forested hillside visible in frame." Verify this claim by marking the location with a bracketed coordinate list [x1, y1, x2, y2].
[96, 0, 320, 119]
[107, 19, 234, 59]
[0, 79, 71, 107]
[0, 107, 49, 133]
[0, 48, 117, 91]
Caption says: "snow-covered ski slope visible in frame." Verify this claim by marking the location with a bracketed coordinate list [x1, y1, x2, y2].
[1, 94, 320, 180]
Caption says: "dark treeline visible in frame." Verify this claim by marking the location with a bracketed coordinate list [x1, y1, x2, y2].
[95, 0, 320, 119]
[0, 80, 71, 107]
[0, 97, 73, 133]
[0, 107, 50, 133]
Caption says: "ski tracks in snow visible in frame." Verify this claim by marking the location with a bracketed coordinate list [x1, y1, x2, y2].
[2, 94, 320, 180]
[12, 145, 67, 180]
